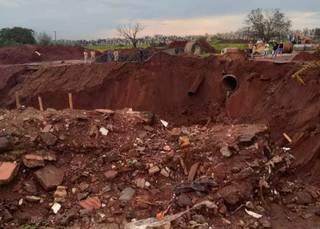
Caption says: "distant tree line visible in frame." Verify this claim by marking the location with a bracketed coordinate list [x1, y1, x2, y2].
[0, 26, 53, 46]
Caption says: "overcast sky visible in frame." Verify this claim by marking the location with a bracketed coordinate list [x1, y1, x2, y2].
[0, 0, 319, 39]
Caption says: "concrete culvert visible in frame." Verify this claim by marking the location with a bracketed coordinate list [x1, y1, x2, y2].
[222, 74, 238, 91]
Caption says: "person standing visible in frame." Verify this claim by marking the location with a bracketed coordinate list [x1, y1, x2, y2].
[83, 51, 89, 63]
[90, 51, 96, 61]
[272, 42, 279, 58]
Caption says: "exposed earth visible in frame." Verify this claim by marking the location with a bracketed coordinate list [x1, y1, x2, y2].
[0, 45, 320, 228]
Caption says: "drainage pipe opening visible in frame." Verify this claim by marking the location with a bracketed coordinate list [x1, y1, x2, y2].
[222, 75, 238, 91]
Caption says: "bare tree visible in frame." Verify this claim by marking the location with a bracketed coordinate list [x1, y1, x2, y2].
[117, 23, 144, 48]
[246, 8, 291, 41]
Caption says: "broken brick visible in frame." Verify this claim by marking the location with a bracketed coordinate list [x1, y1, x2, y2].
[79, 197, 102, 210]
[0, 162, 19, 185]
[35, 165, 64, 191]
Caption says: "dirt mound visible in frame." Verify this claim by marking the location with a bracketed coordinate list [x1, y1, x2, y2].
[293, 52, 320, 61]
[0, 45, 85, 65]
[1, 108, 316, 228]
[168, 40, 188, 49]
[196, 39, 216, 53]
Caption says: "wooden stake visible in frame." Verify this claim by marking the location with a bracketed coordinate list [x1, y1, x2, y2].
[38, 96, 44, 111]
[15, 92, 21, 109]
[283, 133, 292, 143]
[68, 93, 73, 110]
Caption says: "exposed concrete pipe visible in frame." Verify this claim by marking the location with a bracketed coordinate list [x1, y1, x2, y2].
[222, 74, 238, 91]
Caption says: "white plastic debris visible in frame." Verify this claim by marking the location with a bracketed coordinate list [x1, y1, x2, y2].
[51, 202, 61, 214]
[18, 198, 23, 206]
[282, 147, 291, 152]
[245, 209, 263, 219]
[99, 127, 109, 136]
[35, 51, 41, 56]
[160, 120, 169, 128]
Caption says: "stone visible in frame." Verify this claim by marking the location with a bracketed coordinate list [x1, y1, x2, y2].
[170, 128, 181, 136]
[54, 186, 67, 203]
[148, 166, 160, 175]
[188, 162, 200, 181]
[79, 197, 102, 210]
[0, 162, 19, 185]
[42, 125, 52, 133]
[296, 191, 313, 205]
[119, 187, 135, 201]
[219, 182, 252, 205]
[163, 145, 171, 152]
[176, 194, 192, 207]
[135, 178, 145, 189]
[22, 154, 45, 168]
[192, 214, 206, 224]
[160, 168, 170, 178]
[179, 136, 190, 148]
[40, 132, 58, 146]
[23, 181, 37, 193]
[34, 165, 64, 191]
[0, 137, 10, 153]
[104, 170, 118, 180]
[220, 146, 232, 158]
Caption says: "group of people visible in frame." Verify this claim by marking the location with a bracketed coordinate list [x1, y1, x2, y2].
[83, 50, 96, 63]
[248, 41, 285, 59]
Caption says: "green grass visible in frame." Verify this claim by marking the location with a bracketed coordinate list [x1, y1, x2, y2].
[210, 41, 247, 53]
[86, 40, 247, 53]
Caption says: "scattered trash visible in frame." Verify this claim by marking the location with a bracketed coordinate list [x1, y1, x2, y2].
[160, 119, 169, 128]
[51, 202, 61, 214]
[245, 208, 263, 219]
[99, 127, 109, 136]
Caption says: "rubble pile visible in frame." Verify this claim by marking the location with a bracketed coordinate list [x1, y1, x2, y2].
[1, 108, 319, 228]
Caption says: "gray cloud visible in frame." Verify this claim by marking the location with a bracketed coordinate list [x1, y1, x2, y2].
[0, 0, 319, 39]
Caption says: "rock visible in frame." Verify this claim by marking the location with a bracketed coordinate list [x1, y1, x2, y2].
[40, 132, 57, 146]
[296, 191, 313, 205]
[169, 128, 181, 136]
[34, 165, 64, 191]
[43, 151, 57, 161]
[104, 170, 118, 180]
[160, 167, 170, 178]
[220, 146, 232, 158]
[259, 217, 272, 228]
[54, 186, 67, 203]
[148, 166, 160, 175]
[0, 137, 10, 153]
[163, 145, 171, 152]
[179, 136, 190, 148]
[42, 125, 52, 133]
[219, 182, 252, 205]
[23, 181, 37, 193]
[22, 154, 45, 168]
[119, 187, 135, 201]
[79, 197, 102, 210]
[192, 214, 206, 224]
[176, 194, 192, 207]
[0, 162, 19, 185]
[188, 162, 200, 182]
[135, 178, 145, 189]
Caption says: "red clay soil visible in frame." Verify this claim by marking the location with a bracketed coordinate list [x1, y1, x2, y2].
[1, 52, 320, 182]
[0, 45, 85, 65]
[293, 51, 320, 61]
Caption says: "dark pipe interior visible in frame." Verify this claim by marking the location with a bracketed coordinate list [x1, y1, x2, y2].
[222, 75, 238, 91]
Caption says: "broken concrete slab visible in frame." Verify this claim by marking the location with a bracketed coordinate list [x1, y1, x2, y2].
[0, 162, 19, 185]
[34, 165, 64, 190]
